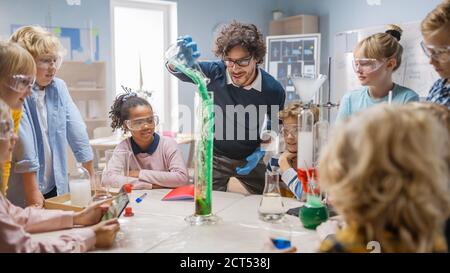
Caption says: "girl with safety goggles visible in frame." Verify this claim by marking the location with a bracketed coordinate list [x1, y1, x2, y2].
[106, 90, 188, 190]
[337, 24, 419, 121]
[0, 41, 36, 195]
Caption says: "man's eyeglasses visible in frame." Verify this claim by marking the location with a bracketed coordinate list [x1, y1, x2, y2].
[223, 56, 253, 68]
[420, 41, 450, 63]
[36, 54, 63, 69]
[125, 115, 159, 131]
[7, 74, 36, 93]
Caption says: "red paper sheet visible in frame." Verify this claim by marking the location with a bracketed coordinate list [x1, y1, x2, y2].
[162, 184, 194, 201]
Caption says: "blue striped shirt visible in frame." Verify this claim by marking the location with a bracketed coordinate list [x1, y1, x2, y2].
[281, 168, 303, 200]
[426, 78, 450, 109]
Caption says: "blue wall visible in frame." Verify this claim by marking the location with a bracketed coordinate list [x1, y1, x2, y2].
[0, 0, 111, 62]
[278, 0, 443, 75]
[170, 0, 275, 59]
[0, 0, 113, 118]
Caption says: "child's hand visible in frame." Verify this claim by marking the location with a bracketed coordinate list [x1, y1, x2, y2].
[278, 151, 296, 173]
[73, 198, 113, 226]
[91, 218, 120, 249]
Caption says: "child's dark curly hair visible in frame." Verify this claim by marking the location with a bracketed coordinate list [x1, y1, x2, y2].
[109, 91, 151, 132]
[213, 21, 266, 64]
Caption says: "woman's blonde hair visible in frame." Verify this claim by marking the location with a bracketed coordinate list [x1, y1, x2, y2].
[279, 102, 320, 124]
[354, 24, 404, 71]
[9, 25, 65, 58]
[0, 41, 36, 84]
[421, 0, 450, 37]
[319, 104, 450, 252]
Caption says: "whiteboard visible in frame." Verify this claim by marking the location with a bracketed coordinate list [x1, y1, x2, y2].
[333, 21, 438, 106]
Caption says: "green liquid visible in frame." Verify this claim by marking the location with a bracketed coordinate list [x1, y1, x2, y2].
[306, 195, 323, 208]
[299, 196, 329, 229]
[171, 60, 213, 217]
[195, 198, 211, 215]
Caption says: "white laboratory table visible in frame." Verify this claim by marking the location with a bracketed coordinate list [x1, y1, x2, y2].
[32, 189, 321, 253]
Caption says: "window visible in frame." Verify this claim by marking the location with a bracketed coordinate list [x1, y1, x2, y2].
[111, 0, 177, 132]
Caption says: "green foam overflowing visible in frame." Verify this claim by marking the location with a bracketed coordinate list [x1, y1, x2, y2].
[306, 195, 324, 208]
[170, 60, 213, 216]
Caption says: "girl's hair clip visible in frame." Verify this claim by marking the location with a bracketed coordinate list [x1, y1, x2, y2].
[121, 85, 138, 102]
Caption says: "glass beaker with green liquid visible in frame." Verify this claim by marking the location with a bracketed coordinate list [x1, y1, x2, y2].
[186, 92, 220, 225]
[165, 38, 220, 225]
[299, 187, 328, 229]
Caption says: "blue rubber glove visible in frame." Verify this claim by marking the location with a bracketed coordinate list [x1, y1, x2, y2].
[176, 35, 200, 67]
[236, 147, 266, 175]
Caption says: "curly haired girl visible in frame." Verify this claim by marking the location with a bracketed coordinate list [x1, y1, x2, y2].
[105, 91, 188, 189]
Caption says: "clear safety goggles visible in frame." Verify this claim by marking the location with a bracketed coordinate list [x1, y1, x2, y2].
[7, 74, 36, 93]
[281, 125, 299, 137]
[36, 54, 63, 69]
[420, 41, 450, 63]
[0, 119, 14, 140]
[352, 58, 385, 74]
[125, 115, 159, 131]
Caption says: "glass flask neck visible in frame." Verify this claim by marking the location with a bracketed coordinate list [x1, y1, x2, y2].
[263, 171, 281, 195]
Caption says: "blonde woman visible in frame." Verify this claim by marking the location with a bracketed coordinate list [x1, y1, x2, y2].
[7, 26, 94, 207]
[337, 25, 419, 121]
[0, 41, 35, 195]
[421, 0, 450, 108]
[319, 104, 450, 252]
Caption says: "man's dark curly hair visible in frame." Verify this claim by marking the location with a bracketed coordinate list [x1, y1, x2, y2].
[213, 21, 266, 64]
